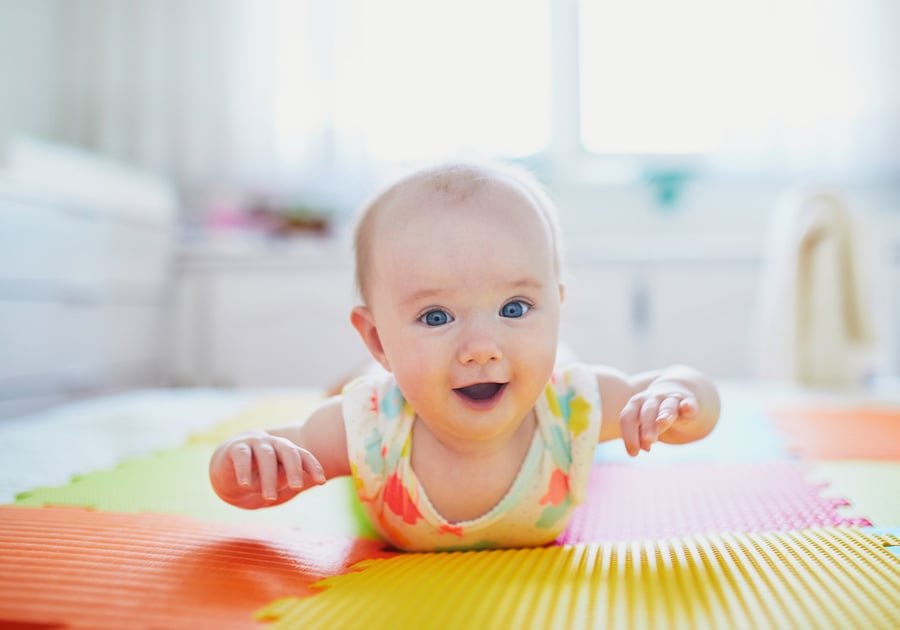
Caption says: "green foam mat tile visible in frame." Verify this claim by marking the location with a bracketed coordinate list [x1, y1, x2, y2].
[14, 443, 378, 539]
[807, 460, 900, 527]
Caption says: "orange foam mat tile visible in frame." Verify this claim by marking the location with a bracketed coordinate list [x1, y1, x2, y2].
[770, 406, 900, 460]
[261, 527, 900, 630]
[0, 505, 393, 630]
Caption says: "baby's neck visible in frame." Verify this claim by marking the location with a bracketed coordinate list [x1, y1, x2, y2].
[414, 409, 537, 459]
[409, 411, 538, 523]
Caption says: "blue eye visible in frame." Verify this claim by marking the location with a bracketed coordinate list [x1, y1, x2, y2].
[420, 309, 453, 326]
[500, 301, 530, 318]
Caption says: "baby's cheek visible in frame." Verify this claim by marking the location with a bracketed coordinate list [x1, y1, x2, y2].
[392, 364, 442, 406]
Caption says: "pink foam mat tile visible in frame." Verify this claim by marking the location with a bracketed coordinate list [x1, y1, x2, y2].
[558, 460, 871, 544]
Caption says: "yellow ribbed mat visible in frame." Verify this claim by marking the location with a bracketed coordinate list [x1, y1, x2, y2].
[258, 527, 900, 630]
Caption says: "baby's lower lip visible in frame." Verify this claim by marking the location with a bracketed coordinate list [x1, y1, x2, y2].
[453, 383, 507, 410]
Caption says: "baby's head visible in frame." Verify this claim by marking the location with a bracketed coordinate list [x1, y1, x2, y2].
[353, 160, 563, 306]
[349, 160, 566, 441]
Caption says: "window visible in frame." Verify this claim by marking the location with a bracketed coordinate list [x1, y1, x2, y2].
[265, 0, 899, 183]
[575, 0, 896, 177]
[579, 0, 731, 154]
[329, 0, 552, 162]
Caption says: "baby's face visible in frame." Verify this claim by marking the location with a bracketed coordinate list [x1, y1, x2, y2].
[364, 181, 562, 445]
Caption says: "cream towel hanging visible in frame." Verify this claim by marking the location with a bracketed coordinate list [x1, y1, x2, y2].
[754, 187, 877, 389]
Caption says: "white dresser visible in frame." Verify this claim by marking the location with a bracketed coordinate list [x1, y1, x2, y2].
[0, 139, 177, 418]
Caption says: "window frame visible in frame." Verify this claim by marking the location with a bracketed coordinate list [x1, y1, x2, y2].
[547, 0, 713, 189]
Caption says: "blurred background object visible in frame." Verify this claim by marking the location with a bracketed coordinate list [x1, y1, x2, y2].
[1, 0, 899, 417]
[753, 186, 878, 389]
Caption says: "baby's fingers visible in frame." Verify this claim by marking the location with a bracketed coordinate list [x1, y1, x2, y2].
[678, 397, 698, 418]
[655, 395, 682, 433]
[639, 398, 662, 452]
[655, 394, 699, 441]
[252, 442, 281, 501]
[656, 395, 681, 421]
[298, 448, 327, 486]
[619, 398, 643, 457]
[227, 442, 254, 488]
[272, 440, 306, 490]
[273, 441, 326, 490]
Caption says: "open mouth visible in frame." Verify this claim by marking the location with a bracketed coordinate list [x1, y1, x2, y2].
[454, 382, 506, 402]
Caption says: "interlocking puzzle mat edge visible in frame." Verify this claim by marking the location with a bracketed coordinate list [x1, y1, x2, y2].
[13, 443, 379, 539]
[260, 526, 900, 630]
[4, 393, 898, 629]
[0, 504, 395, 630]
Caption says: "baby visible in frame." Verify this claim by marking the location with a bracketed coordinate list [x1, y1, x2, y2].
[209, 160, 721, 551]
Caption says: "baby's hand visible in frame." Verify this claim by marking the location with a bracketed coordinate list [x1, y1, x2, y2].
[211, 431, 326, 504]
[618, 386, 698, 457]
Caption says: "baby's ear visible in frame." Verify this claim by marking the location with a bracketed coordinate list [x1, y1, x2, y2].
[350, 306, 391, 371]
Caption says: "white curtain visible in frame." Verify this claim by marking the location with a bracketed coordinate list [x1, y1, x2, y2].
[47, 0, 899, 213]
[50, 0, 551, 217]
[54, 0, 350, 210]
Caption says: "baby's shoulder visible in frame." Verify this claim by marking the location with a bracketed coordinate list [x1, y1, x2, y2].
[548, 362, 601, 398]
[541, 363, 603, 437]
[341, 372, 411, 440]
[342, 372, 404, 413]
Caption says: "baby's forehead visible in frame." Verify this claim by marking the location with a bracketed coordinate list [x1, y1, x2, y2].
[375, 170, 538, 226]
[355, 163, 561, 301]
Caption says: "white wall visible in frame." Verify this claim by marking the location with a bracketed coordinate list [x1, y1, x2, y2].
[0, 0, 60, 160]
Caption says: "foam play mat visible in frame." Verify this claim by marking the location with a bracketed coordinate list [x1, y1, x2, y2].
[0, 505, 394, 630]
[770, 405, 900, 460]
[14, 444, 378, 539]
[260, 527, 900, 629]
[1, 386, 899, 628]
[806, 460, 900, 527]
[558, 460, 870, 544]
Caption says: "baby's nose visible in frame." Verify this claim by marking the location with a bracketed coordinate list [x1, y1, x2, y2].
[457, 328, 503, 365]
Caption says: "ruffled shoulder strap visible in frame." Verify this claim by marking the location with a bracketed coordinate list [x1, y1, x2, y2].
[537, 363, 603, 504]
[341, 374, 413, 500]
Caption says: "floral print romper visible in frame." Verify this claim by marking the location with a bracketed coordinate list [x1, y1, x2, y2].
[341, 364, 602, 551]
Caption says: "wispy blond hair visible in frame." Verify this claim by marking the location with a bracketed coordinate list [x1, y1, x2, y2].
[352, 160, 564, 304]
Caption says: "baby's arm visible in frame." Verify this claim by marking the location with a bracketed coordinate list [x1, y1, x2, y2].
[208, 397, 350, 509]
[594, 365, 720, 457]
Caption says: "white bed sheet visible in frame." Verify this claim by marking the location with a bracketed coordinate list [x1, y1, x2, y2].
[0, 388, 308, 503]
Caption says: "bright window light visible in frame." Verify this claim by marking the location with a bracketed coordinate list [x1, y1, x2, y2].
[579, 0, 734, 155]
[332, 0, 552, 162]
[578, 0, 868, 160]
